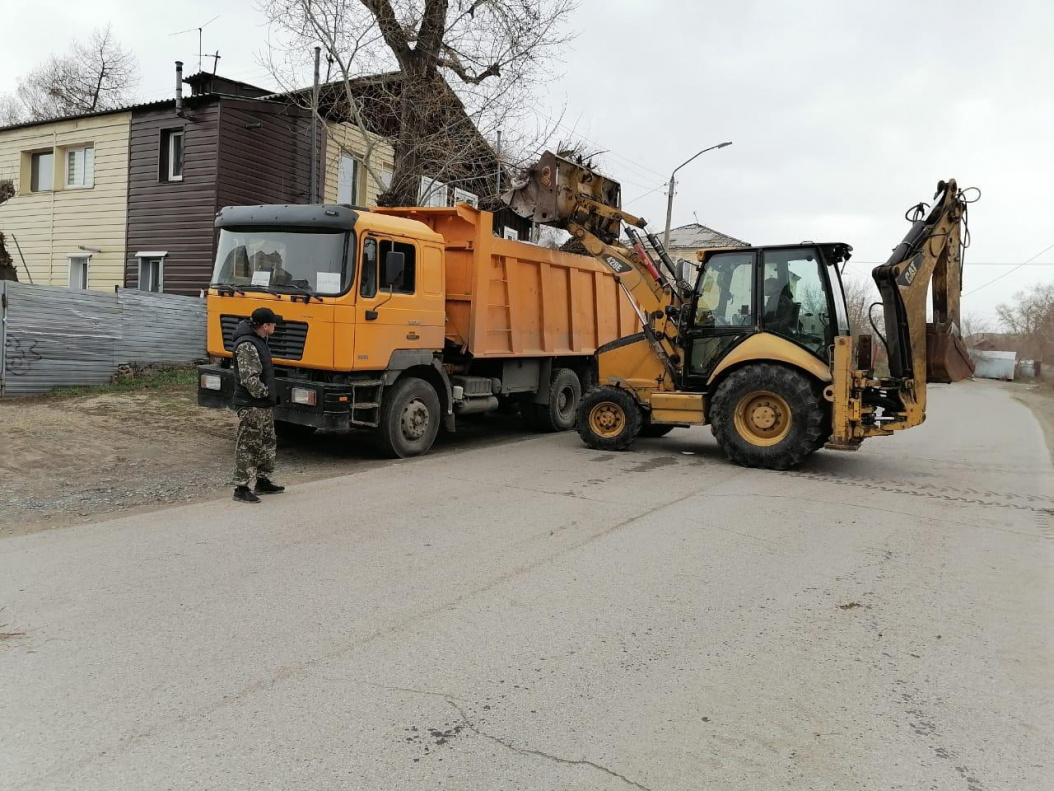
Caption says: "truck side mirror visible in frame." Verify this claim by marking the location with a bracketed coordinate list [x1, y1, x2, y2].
[382, 251, 405, 290]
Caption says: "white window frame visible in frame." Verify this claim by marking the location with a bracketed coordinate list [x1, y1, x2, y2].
[337, 154, 361, 205]
[136, 251, 167, 293]
[67, 254, 90, 289]
[502, 226, 519, 241]
[167, 130, 184, 182]
[378, 166, 393, 191]
[453, 187, 479, 208]
[419, 176, 448, 207]
[65, 145, 95, 189]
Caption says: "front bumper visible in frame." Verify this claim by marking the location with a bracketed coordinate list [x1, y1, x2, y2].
[197, 364, 377, 431]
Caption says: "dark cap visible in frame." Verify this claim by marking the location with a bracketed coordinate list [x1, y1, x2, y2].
[250, 307, 283, 325]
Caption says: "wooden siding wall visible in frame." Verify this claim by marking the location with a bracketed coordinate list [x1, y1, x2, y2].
[0, 112, 131, 290]
[215, 99, 316, 210]
[323, 121, 394, 206]
[124, 104, 220, 296]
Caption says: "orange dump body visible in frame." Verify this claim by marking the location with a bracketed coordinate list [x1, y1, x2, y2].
[376, 205, 639, 359]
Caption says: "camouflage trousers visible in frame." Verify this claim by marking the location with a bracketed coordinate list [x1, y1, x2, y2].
[233, 407, 277, 487]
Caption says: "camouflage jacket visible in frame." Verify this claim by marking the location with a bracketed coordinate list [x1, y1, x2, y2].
[235, 342, 270, 399]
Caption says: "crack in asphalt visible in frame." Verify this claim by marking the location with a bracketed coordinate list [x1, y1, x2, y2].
[444, 699, 652, 791]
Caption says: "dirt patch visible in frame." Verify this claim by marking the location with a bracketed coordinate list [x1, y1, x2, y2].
[0, 382, 534, 539]
[1009, 378, 1054, 463]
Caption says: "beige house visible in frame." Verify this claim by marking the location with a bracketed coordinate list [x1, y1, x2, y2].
[323, 121, 395, 207]
[0, 111, 131, 290]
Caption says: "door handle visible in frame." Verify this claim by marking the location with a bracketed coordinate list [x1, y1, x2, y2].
[406, 331, 420, 340]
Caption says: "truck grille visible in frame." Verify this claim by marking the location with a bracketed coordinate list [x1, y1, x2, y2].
[220, 315, 309, 361]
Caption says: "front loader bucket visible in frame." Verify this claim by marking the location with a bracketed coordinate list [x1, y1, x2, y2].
[502, 150, 622, 229]
[926, 323, 975, 383]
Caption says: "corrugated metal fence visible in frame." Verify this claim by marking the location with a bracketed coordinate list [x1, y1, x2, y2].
[0, 282, 205, 396]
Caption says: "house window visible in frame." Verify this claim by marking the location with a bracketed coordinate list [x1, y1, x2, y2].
[502, 226, 519, 241]
[68, 255, 90, 289]
[453, 187, 478, 208]
[337, 154, 361, 204]
[378, 167, 393, 191]
[65, 146, 95, 188]
[419, 176, 448, 207]
[30, 151, 54, 192]
[160, 129, 184, 182]
[136, 252, 166, 292]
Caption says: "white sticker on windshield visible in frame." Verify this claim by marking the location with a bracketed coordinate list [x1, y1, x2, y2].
[316, 272, 342, 293]
[251, 270, 272, 287]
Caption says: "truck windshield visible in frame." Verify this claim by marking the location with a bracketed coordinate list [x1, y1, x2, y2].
[212, 229, 352, 295]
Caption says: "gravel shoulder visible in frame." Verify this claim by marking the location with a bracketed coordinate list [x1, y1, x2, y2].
[0, 383, 532, 539]
[1008, 377, 1054, 462]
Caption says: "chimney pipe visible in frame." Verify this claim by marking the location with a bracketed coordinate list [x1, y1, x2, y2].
[175, 61, 184, 116]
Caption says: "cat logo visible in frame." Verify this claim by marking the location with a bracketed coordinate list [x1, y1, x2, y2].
[897, 254, 921, 287]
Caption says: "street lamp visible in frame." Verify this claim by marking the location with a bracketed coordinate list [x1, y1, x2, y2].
[663, 141, 733, 252]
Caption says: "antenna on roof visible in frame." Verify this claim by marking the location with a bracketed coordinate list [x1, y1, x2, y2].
[207, 51, 221, 75]
[169, 14, 220, 72]
[692, 211, 700, 224]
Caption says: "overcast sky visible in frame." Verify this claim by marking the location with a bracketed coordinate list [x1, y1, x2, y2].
[2, 0, 1051, 323]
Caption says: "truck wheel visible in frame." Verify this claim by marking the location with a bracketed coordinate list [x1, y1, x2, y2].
[275, 420, 317, 442]
[535, 368, 582, 432]
[376, 377, 441, 458]
[577, 386, 642, 451]
[709, 364, 826, 470]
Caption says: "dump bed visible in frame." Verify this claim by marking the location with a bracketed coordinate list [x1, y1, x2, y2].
[376, 205, 638, 358]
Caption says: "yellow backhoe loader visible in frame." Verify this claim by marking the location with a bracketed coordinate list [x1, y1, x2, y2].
[504, 151, 977, 469]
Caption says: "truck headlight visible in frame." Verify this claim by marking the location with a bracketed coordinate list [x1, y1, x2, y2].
[200, 374, 223, 391]
[291, 387, 317, 406]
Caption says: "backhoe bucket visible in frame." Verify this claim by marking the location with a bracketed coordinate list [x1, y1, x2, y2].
[926, 322, 975, 383]
[503, 150, 622, 229]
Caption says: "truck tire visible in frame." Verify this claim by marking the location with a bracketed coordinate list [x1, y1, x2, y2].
[709, 364, 826, 470]
[576, 386, 643, 451]
[275, 420, 317, 443]
[534, 367, 582, 432]
[375, 376, 441, 458]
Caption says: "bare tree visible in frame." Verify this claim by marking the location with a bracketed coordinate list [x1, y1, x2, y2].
[0, 180, 16, 281]
[1, 26, 139, 123]
[996, 283, 1054, 360]
[841, 272, 880, 336]
[259, 0, 576, 207]
[959, 312, 991, 346]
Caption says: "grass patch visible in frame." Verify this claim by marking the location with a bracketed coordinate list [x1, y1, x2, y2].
[44, 365, 199, 401]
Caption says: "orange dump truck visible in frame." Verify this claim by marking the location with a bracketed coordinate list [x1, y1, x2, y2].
[197, 203, 639, 457]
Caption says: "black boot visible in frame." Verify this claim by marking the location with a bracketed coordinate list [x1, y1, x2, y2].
[254, 477, 285, 495]
[233, 485, 261, 503]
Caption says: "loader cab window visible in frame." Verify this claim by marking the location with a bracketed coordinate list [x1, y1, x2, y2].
[693, 251, 755, 328]
[360, 237, 416, 298]
[761, 247, 830, 356]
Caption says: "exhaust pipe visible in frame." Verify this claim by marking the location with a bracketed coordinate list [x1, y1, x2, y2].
[175, 61, 184, 116]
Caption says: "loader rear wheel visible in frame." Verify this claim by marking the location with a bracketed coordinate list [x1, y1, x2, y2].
[577, 386, 642, 451]
[710, 364, 826, 470]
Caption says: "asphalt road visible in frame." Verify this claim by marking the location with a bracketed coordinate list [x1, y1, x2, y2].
[2, 380, 1051, 790]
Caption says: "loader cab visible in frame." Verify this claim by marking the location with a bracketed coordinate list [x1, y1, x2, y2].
[682, 243, 851, 389]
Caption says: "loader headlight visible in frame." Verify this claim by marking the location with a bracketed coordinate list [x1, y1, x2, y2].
[200, 374, 222, 391]
[291, 387, 317, 406]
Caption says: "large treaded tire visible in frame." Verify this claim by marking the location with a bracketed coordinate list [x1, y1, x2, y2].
[576, 386, 643, 451]
[710, 364, 826, 470]
[534, 368, 582, 432]
[375, 377, 441, 458]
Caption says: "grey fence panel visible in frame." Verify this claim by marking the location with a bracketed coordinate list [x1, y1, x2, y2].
[116, 290, 206, 364]
[0, 283, 207, 396]
[1, 282, 120, 395]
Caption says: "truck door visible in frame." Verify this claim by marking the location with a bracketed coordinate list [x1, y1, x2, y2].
[354, 235, 439, 370]
[681, 250, 758, 389]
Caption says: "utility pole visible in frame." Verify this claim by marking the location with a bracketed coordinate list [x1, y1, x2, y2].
[663, 141, 733, 252]
[310, 46, 321, 204]
[495, 130, 502, 198]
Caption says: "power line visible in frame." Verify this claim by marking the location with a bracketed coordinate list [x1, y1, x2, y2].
[963, 242, 1054, 296]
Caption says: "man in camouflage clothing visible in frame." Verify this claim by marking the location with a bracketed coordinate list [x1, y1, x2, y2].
[231, 307, 286, 503]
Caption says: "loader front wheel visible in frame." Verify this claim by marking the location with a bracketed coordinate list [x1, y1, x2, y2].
[710, 364, 826, 470]
[577, 386, 643, 451]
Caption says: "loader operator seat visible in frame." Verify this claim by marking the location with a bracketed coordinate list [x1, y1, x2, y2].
[763, 277, 800, 335]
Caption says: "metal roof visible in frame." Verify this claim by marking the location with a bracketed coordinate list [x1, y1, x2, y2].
[661, 223, 749, 250]
[0, 98, 175, 134]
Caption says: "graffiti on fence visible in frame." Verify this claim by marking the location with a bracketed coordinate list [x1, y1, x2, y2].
[4, 335, 42, 376]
